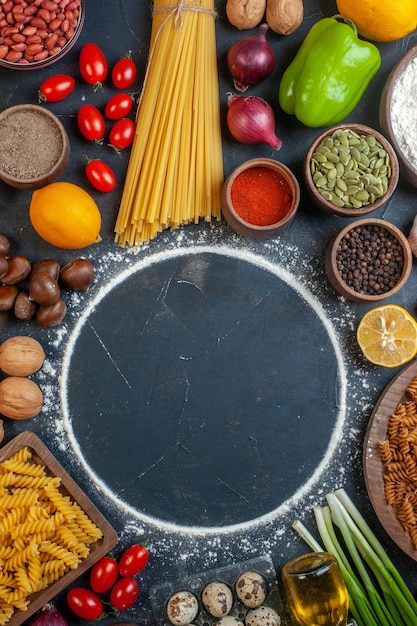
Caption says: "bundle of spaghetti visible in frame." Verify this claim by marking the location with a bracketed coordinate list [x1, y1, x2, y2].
[114, 0, 223, 247]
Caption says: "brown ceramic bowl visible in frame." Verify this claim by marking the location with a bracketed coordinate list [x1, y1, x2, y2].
[0, 0, 84, 70]
[379, 45, 417, 188]
[325, 218, 412, 303]
[221, 158, 300, 239]
[304, 123, 399, 217]
[0, 104, 70, 189]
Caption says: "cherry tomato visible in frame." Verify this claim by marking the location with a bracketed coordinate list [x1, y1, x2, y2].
[85, 159, 117, 193]
[38, 74, 75, 102]
[79, 42, 108, 89]
[67, 587, 103, 620]
[110, 577, 139, 611]
[89, 555, 119, 592]
[109, 118, 135, 151]
[77, 104, 105, 142]
[112, 54, 137, 90]
[119, 544, 149, 577]
[105, 93, 134, 120]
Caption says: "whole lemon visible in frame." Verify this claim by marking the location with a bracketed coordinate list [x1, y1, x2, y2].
[30, 182, 102, 249]
[336, 0, 417, 42]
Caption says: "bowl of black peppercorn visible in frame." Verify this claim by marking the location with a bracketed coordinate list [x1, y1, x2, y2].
[325, 218, 413, 302]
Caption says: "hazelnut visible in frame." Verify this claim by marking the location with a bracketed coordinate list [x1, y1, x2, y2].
[0, 377, 43, 420]
[0, 336, 45, 377]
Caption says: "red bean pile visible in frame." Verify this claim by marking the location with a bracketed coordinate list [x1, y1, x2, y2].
[335, 224, 405, 295]
[0, 0, 81, 65]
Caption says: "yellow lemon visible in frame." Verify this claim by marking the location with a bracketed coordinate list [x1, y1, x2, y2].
[30, 182, 102, 250]
[357, 304, 417, 368]
[336, 0, 417, 42]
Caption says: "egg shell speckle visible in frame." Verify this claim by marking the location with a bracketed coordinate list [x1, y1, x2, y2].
[215, 617, 245, 626]
[202, 581, 234, 618]
[166, 590, 199, 626]
[245, 606, 281, 626]
[235, 571, 267, 608]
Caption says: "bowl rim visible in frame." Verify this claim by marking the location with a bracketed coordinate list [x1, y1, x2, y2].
[0, 0, 84, 70]
[222, 157, 300, 232]
[0, 104, 70, 187]
[326, 217, 413, 302]
[379, 44, 417, 182]
[304, 122, 399, 218]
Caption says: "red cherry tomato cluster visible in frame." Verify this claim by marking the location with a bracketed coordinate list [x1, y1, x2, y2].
[66, 544, 149, 620]
[37, 42, 138, 193]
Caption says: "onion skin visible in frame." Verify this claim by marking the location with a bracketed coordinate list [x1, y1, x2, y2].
[226, 93, 282, 150]
[27, 603, 68, 626]
[227, 23, 276, 92]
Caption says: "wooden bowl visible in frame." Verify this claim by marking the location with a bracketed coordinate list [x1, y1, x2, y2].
[304, 123, 399, 217]
[325, 218, 412, 303]
[221, 158, 300, 239]
[0, 0, 84, 70]
[379, 45, 417, 188]
[0, 105, 70, 189]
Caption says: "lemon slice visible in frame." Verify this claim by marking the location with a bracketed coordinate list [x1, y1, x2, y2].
[357, 304, 417, 368]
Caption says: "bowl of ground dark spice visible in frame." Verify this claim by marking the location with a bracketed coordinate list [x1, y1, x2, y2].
[304, 124, 399, 217]
[379, 45, 417, 188]
[221, 158, 300, 238]
[325, 218, 412, 303]
[0, 104, 70, 189]
[0, 0, 84, 69]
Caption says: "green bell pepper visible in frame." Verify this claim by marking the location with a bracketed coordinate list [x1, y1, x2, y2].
[278, 15, 381, 128]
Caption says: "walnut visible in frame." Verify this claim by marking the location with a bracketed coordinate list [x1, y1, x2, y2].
[0, 336, 45, 377]
[226, 0, 266, 30]
[266, 0, 303, 34]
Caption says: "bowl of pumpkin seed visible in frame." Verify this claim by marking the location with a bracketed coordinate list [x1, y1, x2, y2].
[303, 123, 399, 217]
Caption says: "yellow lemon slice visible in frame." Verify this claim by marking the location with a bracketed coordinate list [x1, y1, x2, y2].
[357, 305, 417, 368]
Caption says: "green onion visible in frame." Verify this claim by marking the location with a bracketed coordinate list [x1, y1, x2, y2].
[292, 488, 417, 626]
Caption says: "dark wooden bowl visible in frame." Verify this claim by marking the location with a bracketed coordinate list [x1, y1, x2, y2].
[325, 218, 412, 303]
[379, 45, 417, 188]
[0, 105, 70, 190]
[221, 158, 300, 239]
[304, 123, 399, 217]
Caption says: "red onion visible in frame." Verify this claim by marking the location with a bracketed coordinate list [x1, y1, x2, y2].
[28, 603, 68, 626]
[227, 24, 276, 92]
[226, 93, 282, 150]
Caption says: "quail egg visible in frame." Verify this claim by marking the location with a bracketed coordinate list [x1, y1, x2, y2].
[245, 606, 281, 626]
[166, 590, 199, 625]
[202, 581, 234, 617]
[235, 571, 267, 608]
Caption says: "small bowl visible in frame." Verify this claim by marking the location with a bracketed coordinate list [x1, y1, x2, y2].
[304, 123, 399, 217]
[0, 0, 84, 70]
[380, 45, 417, 187]
[325, 218, 412, 303]
[221, 158, 300, 239]
[0, 104, 70, 189]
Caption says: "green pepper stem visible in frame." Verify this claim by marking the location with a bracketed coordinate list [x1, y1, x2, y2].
[331, 14, 358, 37]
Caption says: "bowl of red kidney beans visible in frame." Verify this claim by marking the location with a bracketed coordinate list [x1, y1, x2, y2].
[0, 0, 84, 70]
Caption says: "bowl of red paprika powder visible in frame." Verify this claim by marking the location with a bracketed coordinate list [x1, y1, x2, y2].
[221, 158, 300, 238]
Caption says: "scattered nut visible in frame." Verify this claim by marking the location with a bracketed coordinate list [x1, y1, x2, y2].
[0, 285, 18, 311]
[36, 297, 67, 327]
[0, 376, 43, 420]
[0, 419, 4, 444]
[14, 290, 37, 320]
[60, 258, 95, 291]
[29, 272, 60, 305]
[31, 259, 61, 280]
[0, 235, 11, 257]
[0, 336, 45, 377]
[1, 255, 31, 285]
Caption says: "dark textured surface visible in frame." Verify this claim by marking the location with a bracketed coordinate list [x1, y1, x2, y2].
[1, 1, 417, 625]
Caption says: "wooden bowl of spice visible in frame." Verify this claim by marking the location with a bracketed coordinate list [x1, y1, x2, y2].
[221, 158, 300, 238]
[304, 123, 399, 217]
[0, 104, 70, 189]
[325, 218, 412, 303]
[379, 45, 417, 188]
